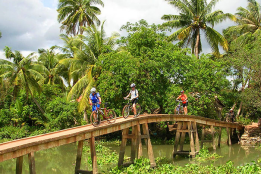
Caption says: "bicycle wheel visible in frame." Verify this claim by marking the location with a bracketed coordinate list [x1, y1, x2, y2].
[135, 104, 141, 116]
[90, 111, 101, 127]
[107, 109, 116, 123]
[122, 105, 130, 118]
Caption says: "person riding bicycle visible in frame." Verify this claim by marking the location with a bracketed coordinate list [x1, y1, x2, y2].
[176, 90, 188, 115]
[124, 83, 139, 117]
[228, 109, 235, 122]
[89, 87, 101, 112]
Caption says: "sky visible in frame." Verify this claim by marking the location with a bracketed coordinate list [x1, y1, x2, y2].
[0, 0, 249, 58]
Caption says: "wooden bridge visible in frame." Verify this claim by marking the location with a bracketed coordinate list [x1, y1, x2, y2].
[0, 114, 244, 174]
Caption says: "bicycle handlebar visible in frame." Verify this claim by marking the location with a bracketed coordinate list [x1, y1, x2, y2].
[124, 98, 133, 101]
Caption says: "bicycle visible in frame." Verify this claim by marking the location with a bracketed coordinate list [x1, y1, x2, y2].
[225, 113, 235, 123]
[122, 98, 141, 118]
[174, 100, 184, 115]
[90, 102, 116, 127]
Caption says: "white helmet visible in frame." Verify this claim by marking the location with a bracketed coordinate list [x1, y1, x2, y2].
[130, 83, 135, 87]
[91, 87, 96, 93]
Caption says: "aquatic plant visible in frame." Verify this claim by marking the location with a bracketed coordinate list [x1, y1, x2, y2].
[195, 146, 222, 162]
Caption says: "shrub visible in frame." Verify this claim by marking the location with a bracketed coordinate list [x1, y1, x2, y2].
[45, 97, 82, 130]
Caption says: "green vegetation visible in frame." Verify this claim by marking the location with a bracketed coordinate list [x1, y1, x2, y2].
[0, 0, 261, 173]
[224, 0, 261, 46]
[57, 0, 104, 35]
[161, 0, 235, 58]
[109, 157, 261, 174]
[195, 146, 222, 162]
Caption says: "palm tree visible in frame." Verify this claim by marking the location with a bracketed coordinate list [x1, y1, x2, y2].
[0, 47, 45, 114]
[223, 0, 260, 117]
[37, 47, 67, 87]
[55, 34, 85, 86]
[65, 21, 119, 112]
[0, 31, 2, 38]
[57, 0, 104, 35]
[223, 0, 261, 45]
[161, 0, 235, 58]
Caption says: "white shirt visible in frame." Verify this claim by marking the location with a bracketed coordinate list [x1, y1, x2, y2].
[130, 89, 138, 100]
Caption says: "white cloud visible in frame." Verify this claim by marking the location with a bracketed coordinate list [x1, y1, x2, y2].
[0, 0, 250, 54]
[0, 0, 61, 51]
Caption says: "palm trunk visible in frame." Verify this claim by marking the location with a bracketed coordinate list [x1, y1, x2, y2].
[29, 90, 45, 115]
[83, 108, 88, 122]
[231, 103, 237, 110]
[195, 28, 200, 59]
[236, 101, 242, 117]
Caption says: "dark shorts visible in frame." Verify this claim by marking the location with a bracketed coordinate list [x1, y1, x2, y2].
[92, 104, 100, 111]
[132, 98, 138, 105]
[182, 102, 188, 107]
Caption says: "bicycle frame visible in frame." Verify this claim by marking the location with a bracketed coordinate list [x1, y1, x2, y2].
[124, 99, 135, 110]
[176, 100, 184, 114]
[93, 103, 110, 120]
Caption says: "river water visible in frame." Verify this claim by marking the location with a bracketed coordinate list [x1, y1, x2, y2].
[0, 142, 260, 173]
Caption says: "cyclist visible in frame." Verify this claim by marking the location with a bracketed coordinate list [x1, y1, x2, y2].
[228, 109, 235, 122]
[176, 90, 188, 115]
[89, 87, 101, 112]
[124, 83, 139, 117]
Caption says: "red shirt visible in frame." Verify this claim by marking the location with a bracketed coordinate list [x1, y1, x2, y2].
[178, 94, 188, 104]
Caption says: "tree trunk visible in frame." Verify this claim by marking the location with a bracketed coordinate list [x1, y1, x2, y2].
[236, 101, 242, 117]
[29, 90, 45, 115]
[231, 103, 237, 110]
[83, 108, 88, 122]
[195, 28, 200, 59]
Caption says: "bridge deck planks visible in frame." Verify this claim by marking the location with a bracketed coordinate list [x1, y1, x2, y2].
[0, 114, 243, 162]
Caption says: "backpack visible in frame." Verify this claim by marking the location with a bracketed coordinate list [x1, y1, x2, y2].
[130, 90, 138, 99]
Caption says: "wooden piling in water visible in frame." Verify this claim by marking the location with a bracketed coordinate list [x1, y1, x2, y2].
[136, 125, 143, 159]
[75, 140, 84, 174]
[16, 156, 23, 174]
[211, 125, 216, 150]
[28, 152, 36, 174]
[227, 127, 232, 145]
[74, 139, 97, 174]
[118, 128, 129, 167]
[218, 127, 222, 147]
[142, 123, 156, 167]
[90, 136, 97, 174]
[118, 123, 156, 168]
[173, 121, 199, 157]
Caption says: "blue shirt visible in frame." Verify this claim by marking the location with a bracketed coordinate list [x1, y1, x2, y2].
[89, 92, 100, 103]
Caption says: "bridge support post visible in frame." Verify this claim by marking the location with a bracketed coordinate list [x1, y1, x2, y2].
[142, 123, 156, 167]
[130, 126, 137, 163]
[16, 156, 23, 174]
[201, 126, 216, 150]
[211, 126, 216, 150]
[192, 121, 200, 152]
[173, 121, 199, 157]
[75, 140, 84, 174]
[136, 125, 143, 159]
[118, 128, 129, 167]
[90, 136, 97, 174]
[218, 127, 222, 147]
[201, 126, 205, 148]
[118, 123, 156, 168]
[28, 152, 36, 174]
[74, 139, 97, 174]
[226, 127, 232, 145]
